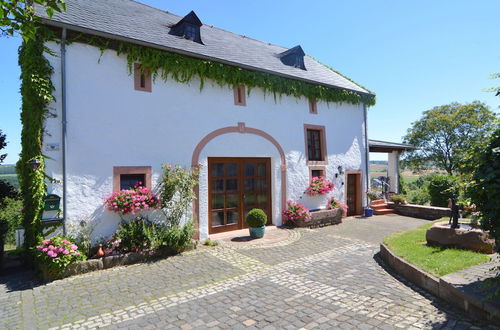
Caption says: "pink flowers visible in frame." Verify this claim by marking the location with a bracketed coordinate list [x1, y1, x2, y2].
[105, 184, 160, 215]
[326, 197, 348, 215]
[282, 200, 311, 223]
[34, 236, 85, 270]
[305, 177, 334, 195]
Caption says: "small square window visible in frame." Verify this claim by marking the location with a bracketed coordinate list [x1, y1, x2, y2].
[113, 166, 152, 192]
[120, 174, 145, 190]
[134, 63, 152, 92]
[309, 100, 317, 114]
[311, 169, 324, 178]
[233, 85, 246, 106]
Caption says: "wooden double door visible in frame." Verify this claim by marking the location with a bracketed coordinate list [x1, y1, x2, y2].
[208, 157, 272, 234]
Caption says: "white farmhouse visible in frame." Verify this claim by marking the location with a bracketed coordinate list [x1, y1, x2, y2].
[35, 0, 377, 240]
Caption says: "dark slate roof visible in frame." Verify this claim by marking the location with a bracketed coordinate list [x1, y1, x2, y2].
[369, 140, 415, 152]
[35, 0, 372, 96]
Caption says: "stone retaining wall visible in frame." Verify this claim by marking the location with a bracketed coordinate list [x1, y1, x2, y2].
[380, 244, 500, 325]
[293, 208, 342, 228]
[388, 202, 451, 220]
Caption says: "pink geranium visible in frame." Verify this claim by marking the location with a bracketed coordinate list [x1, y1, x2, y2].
[326, 197, 348, 215]
[305, 177, 334, 196]
[105, 184, 160, 216]
[282, 200, 311, 224]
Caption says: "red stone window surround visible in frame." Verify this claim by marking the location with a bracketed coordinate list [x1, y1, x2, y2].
[309, 99, 317, 114]
[113, 166, 152, 192]
[134, 63, 152, 92]
[233, 84, 246, 106]
[304, 124, 328, 166]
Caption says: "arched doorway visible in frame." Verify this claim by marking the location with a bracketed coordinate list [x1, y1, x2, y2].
[191, 122, 287, 238]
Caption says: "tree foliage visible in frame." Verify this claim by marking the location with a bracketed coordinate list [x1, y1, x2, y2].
[0, 129, 6, 164]
[467, 122, 500, 244]
[427, 174, 458, 207]
[0, 0, 65, 41]
[402, 102, 496, 175]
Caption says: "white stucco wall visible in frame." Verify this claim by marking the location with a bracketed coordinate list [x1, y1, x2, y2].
[42, 41, 368, 241]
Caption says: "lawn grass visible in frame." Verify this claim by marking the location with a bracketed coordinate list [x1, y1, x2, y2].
[384, 219, 490, 277]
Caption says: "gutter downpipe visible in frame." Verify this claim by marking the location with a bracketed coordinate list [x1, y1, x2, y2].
[363, 104, 370, 208]
[61, 28, 67, 236]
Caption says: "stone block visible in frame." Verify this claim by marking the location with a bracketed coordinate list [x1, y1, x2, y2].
[426, 222, 495, 253]
[102, 255, 126, 269]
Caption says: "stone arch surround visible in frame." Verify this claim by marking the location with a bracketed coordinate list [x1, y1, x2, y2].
[191, 122, 287, 239]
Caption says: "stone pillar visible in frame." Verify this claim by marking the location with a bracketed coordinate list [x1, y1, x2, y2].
[387, 150, 400, 193]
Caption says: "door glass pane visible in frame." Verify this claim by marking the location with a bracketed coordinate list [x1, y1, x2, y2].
[212, 179, 224, 193]
[244, 178, 254, 192]
[212, 211, 224, 226]
[244, 163, 255, 176]
[255, 178, 267, 191]
[227, 194, 239, 208]
[226, 163, 238, 177]
[226, 179, 238, 192]
[211, 195, 224, 209]
[257, 193, 267, 205]
[227, 210, 239, 224]
[257, 163, 266, 176]
[244, 194, 256, 205]
[212, 163, 224, 177]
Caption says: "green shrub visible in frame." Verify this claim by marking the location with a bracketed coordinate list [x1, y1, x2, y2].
[113, 217, 193, 253]
[203, 238, 219, 246]
[34, 236, 86, 280]
[389, 194, 406, 204]
[428, 175, 458, 207]
[246, 209, 267, 227]
[0, 197, 23, 245]
[407, 188, 430, 205]
[0, 218, 8, 243]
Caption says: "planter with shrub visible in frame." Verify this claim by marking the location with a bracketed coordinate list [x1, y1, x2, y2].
[246, 208, 267, 239]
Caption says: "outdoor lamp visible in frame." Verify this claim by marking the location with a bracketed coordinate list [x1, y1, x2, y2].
[28, 158, 41, 170]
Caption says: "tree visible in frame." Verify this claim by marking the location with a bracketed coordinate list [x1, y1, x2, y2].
[1, 0, 65, 41]
[402, 101, 496, 175]
[0, 130, 18, 202]
[467, 122, 500, 244]
[0, 129, 6, 164]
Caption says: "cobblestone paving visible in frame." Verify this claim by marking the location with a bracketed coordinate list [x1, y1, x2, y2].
[1, 215, 498, 329]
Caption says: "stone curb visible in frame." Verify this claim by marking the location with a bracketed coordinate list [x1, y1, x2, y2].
[380, 243, 500, 325]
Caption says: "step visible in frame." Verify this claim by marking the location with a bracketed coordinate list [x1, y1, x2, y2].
[374, 208, 396, 215]
[370, 199, 387, 206]
[372, 204, 389, 210]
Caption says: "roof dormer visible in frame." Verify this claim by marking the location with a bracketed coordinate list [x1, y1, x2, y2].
[278, 45, 306, 70]
[169, 11, 203, 44]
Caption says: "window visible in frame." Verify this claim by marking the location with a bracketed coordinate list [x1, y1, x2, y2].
[184, 24, 197, 40]
[311, 169, 324, 178]
[304, 124, 327, 165]
[119, 174, 145, 190]
[134, 63, 152, 92]
[307, 129, 322, 160]
[113, 166, 152, 192]
[309, 100, 317, 114]
[233, 85, 246, 106]
[278, 45, 306, 70]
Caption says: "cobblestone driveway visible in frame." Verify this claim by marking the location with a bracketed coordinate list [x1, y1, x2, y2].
[1, 215, 498, 329]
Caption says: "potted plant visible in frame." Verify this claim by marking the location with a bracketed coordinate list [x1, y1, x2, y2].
[246, 208, 267, 239]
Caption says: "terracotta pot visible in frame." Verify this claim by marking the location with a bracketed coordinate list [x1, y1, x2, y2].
[96, 244, 104, 258]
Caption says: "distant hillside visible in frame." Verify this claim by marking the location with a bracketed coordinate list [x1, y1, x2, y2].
[0, 165, 19, 189]
[369, 160, 388, 165]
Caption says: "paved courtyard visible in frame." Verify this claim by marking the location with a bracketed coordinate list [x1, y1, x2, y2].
[1, 215, 498, 329]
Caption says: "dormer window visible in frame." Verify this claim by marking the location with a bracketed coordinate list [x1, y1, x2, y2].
[278, 45, 306, 70]
[169, 11, 203, 44]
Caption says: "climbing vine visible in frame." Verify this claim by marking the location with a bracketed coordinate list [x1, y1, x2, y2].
[17, 28, 54, 249]
[70, 33, 376, 106]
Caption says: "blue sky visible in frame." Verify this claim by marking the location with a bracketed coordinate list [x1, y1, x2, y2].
[0, 0, 498, 163]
